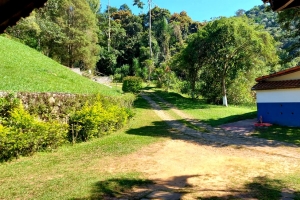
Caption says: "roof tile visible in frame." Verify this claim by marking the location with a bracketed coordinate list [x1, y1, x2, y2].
[252, 80, 300, 90]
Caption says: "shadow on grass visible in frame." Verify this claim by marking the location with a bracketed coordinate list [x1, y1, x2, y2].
[89, 178, 153, 199]
[202, 111, 257, 127]
[254, 125, 300, 146]
[126, 120, 180, 139]
[149, 90, 211, 110]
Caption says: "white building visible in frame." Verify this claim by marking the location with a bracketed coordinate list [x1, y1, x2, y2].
[252, 66, 300, 127]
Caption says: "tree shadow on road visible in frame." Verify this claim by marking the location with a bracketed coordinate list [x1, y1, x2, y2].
[72, 175, 292, 199]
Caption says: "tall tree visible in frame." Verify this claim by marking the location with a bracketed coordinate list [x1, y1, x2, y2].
[202, 17, 278, 106]
[6, 0, 100, 70]
[171, 30, 208, 98]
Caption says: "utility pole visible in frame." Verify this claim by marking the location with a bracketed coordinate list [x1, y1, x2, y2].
[148, 0, 152, 58]
[108, 0, 111, 52]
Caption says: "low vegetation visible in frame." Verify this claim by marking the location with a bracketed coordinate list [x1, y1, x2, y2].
[122, 76, 143, 93]
[0, 93, 135, 161]
[0, 97, 170, 199]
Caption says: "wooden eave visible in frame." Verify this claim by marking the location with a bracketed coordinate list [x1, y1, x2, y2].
[263, 0, 300, 11]
[0, 0, 48, 33]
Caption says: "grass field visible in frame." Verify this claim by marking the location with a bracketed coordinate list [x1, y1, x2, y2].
[0, 35, 120, 95]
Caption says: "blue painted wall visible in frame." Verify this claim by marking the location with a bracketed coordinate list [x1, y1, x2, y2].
[257, 102, 300, 127]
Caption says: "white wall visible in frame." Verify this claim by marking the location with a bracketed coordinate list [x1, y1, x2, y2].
[269, 71, 300, 81]
[256, 88, 300, 103]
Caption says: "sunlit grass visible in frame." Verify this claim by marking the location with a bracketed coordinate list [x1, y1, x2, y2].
[0, 35, 121, 95]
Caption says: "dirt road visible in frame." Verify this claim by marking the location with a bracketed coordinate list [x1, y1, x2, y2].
[102, 92, 300, 199]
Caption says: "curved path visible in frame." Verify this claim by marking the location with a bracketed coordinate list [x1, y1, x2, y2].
[141, 92, 300, 159]
[134, 91, 300, 199]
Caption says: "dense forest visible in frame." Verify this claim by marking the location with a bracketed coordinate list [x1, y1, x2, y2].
[4, 0, 300, 105]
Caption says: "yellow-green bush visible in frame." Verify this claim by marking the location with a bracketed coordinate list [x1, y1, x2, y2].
[68, 97, 130, 143]
[0, 104, 68, 161]
[0, 93, 135, 161]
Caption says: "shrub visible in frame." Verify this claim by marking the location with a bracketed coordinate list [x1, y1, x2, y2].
[68, 97, 129, 143]
[0, 93, 20, 121]
[0, 104, 68, 161]
[0, 92, 135, 161]
[122, 76, 143, 93]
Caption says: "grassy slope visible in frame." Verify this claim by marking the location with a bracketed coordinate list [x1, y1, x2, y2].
[0, 35, 121, 95]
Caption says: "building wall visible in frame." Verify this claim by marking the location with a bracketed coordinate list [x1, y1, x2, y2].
[269, 71, 300, 81]
[256, 88, 300, 127]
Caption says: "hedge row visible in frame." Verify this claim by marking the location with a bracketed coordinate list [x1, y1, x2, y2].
[0, 92, 135, 162]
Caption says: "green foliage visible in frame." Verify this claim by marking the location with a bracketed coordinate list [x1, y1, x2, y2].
[0, 104, 68, 161]
[0, 93, 20, 121]
[6, 0, 100, 70]
[114, 64, 130, 82]
[0, 92, 135, 161]
[122, 76, 143, 93]
[69, 99, 130, 142]
[175, 16, 278, 104]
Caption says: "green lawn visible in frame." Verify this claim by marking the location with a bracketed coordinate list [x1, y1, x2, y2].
[253, 125, 300, 146]
[0, 35, 120, 96]
[0, 97, 171, 199]
[150, 89, 257, 126]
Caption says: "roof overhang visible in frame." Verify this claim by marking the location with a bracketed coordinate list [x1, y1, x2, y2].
[0, 0, 48, 33]
[263, 0, 300, 11]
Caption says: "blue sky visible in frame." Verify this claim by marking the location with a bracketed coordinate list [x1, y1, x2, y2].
[101, 0, 265, 22]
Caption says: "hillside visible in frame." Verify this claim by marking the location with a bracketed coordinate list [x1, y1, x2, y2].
[0, 35, 120, 95]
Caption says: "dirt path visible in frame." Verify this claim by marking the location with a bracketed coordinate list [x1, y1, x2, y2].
[102, 92, 300, 199]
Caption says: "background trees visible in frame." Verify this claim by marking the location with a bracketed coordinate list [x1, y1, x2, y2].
[5, 1, 300, 106]
[172, 17, 278, 105]
[7, 0, 100, 70]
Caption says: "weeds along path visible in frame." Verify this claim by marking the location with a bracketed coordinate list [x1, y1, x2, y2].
[141, 91, 300, 159]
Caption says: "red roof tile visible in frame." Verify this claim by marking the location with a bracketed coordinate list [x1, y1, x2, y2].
[255, 66, 300, 82]
[252, 80, 300, 90]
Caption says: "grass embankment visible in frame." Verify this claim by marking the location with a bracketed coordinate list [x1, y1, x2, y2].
[0, 96, 171, 199]
[0, 35, 120, 95]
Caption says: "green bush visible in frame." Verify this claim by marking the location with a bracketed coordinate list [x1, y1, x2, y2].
[0, 93, 135, 161]
[0, 104, 68, 161]
[0, 93, 20, 121]
[122, 76, 143, 93]
[68, 97, 130, 143]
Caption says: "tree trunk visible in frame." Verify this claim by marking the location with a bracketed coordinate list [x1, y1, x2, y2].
[221, 75, 228, 107]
